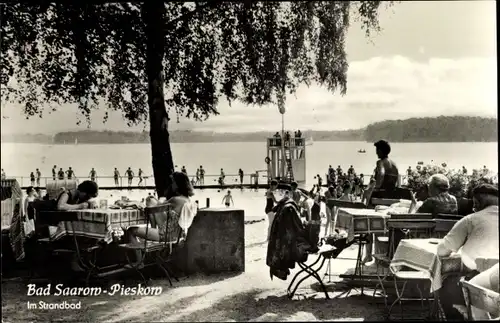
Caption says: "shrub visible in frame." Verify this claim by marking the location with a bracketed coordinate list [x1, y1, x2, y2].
[405, 164, 498, 200]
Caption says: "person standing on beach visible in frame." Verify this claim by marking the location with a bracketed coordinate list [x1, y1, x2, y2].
[199, 166, 205, 185]
[125, 167, 134, 186]
[1, 168, 5, 180]
[265, 180, 279, 241]
[195, 168, 200, 185]
[222, 190, 234, 207]
[113, 168, 120, 186]
[138, 168, 144, 186]
[66, 167, 75, 180]
[57, 168, 65, 180]
[238, 168, 244, 184]
[52, 165, 57, 180]
[30, 172, 35, 186]
[35, 168, 41, 186]
[89, 168, 97, 182]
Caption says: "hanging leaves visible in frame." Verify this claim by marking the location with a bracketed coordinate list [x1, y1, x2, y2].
[1, 2, 392, 125]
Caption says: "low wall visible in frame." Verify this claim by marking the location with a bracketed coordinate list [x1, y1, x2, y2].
[179, 208, 245, 274]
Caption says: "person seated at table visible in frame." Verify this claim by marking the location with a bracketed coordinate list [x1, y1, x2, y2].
[436, 183, 499, 320]
[467, 263, 499, 320]
[56, 180, 99, 210]
[408, 174, 458, 215]
[123, 171, 197, 267]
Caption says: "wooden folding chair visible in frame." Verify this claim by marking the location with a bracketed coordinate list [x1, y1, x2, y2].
[119, 204, 182, 286]
[460, 277, 500, 320]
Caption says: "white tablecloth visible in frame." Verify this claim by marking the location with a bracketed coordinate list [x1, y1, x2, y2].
[390, 238, 462, 292]
[335, 207, 390, 241]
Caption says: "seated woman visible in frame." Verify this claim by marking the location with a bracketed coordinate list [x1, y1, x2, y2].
[123, 172, 197, 267]
[56, 180, 99, 211]
[409, 174, 458, 215]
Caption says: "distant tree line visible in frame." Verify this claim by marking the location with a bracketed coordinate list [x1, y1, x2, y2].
[365, 116, 497, 142]
[2, 116, 496, 144]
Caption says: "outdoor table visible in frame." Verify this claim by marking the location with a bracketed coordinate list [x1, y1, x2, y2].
[334, 207, 391, 293]
[390, 238, 462, 292]
[40, 208, 146, 243]
[36, 208, 147, 282]
[389, 238, 463, 320]
[335, 207, 390, 242]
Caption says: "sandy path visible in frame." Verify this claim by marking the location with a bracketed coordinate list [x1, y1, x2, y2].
[2, 221, 389, 322]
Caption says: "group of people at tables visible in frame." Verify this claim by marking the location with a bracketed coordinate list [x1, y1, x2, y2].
[265, 139, 499, 320]
[21, 172, 198, 270]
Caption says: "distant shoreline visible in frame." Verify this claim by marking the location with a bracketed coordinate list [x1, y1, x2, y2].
[1, 140, 498, 144]
[1, 116, 497, 144]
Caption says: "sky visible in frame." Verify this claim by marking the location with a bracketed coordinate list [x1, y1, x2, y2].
[1, 1, 497, 134]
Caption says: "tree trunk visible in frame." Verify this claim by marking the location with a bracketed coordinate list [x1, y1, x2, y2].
[142, 3, 174, 198]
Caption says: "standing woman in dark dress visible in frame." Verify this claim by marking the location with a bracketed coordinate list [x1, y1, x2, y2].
[265, 180, 279, 241]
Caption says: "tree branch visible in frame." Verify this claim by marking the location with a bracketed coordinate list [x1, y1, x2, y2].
[163, 2, 219, 31]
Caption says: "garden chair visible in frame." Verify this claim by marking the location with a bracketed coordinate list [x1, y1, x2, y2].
[119, 204, 182, 286]
[372, 217, 436, 319]
[32, 207, 101, 284]
[460, 277, 500, 320]
[432, 217, 459, 239]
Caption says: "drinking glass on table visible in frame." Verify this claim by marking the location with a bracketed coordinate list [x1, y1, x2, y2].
[88, 200, 98, 209]
[99, 199, 108, 209]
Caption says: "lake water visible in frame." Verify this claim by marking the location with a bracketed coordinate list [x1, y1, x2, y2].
[1, 141, 497, 219]
[1, 141, 497, 183]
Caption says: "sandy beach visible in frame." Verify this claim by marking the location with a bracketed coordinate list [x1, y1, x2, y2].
[1, 218, 402, 322]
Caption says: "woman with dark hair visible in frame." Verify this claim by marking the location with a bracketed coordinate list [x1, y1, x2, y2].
[363, 140, 400, 264]
[56, 180, 99, 211]
[373, 140, 399, 191]
[125, 171, 197, 247]
[23, 186, 37, 235]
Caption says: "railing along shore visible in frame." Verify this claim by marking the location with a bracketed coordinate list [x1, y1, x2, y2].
[8, 174, 268, 189]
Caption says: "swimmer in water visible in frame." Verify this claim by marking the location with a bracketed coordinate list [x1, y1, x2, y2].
[35, 168, 41, 186]
[66, 167, 75, 180]
[125, 167, 134, 186]
[222, 190, 234, 207]
[113, 168, 120, 186]
[58, 168, 65, 180]
[138, 168, 143, 186]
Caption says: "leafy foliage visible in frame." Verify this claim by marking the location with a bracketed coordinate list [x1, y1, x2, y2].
[1, 2, 391, 126]
[406, 164, 498, 200]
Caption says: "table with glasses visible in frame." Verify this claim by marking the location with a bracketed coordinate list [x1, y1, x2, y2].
[41, 208, 146, 243]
